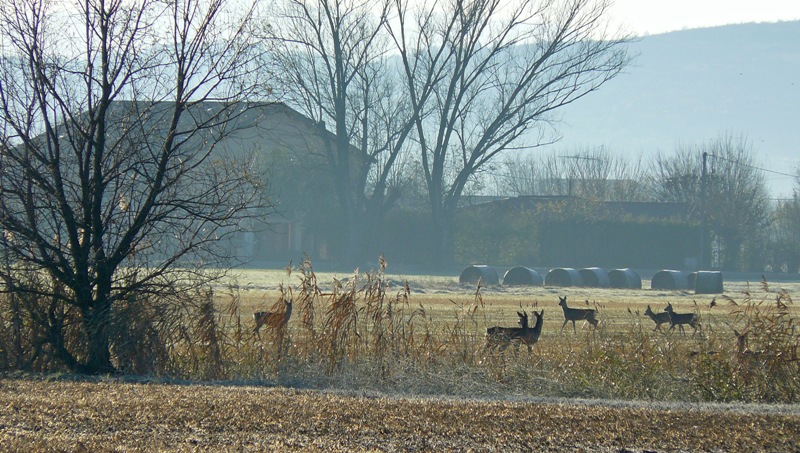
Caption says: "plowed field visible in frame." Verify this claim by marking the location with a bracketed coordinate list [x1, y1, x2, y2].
[1, 377, 799, 452]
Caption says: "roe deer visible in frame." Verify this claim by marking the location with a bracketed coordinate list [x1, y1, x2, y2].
[736, 329, 756, 358]
[734, 329, 781, 364]
[253, 299, 293, 337]
[644, 305, 671, 331]
[558, 296, 598, 333]
[664, 303, 700, 336]
[523, 309, 544, 352]
[486, 310, 544, 352]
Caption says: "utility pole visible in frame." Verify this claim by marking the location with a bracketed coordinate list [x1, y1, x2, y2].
[700, 152, 708, 269]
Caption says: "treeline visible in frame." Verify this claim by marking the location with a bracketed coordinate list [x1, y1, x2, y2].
[361, 135, 800, 272]
[373, 198, 702, 270]
[454, 206, 701, 270]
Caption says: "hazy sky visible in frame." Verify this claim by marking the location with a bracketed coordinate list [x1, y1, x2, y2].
[609, 0, 800, 35]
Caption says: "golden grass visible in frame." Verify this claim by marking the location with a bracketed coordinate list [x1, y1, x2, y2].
[201, 263, 800, 404]
[2, 259, 798, 404]
[227, 266, 798, 347]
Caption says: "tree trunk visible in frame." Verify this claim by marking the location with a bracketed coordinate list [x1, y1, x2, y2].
[430, 208, 455, 266]
[82, 301, 115, 374]
[345, 206, 365, 266]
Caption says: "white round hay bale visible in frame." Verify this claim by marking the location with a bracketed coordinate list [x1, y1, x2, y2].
[545, 268, 583, 287]
[502, 267, 544, 286]
[459, 265, 500, 285]
[694, 271, 723, 294]
[608, 268, 642, 289]
[650, 270, 689, 290]
[688, 271, 697, 289]
[579, 267, 609, 288]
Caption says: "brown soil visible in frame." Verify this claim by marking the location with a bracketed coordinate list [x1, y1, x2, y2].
[1, 377, 798, 452]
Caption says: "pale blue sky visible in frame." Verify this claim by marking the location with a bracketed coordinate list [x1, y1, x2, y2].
[609, 0, 800, 35]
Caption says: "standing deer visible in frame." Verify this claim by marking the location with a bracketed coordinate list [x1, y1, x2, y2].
[521, 310, 544, 352]
[486, 310, 544, 352]
[644, 305, 671, 331]
[664, 303, 700, 336]
[253, 299, 293, 337]
[558, 296, 598, 333]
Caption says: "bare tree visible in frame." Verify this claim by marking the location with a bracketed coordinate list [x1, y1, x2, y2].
[266, 0, 416, 263]
[769, 165, 800, 272]
[769, 193, 800, 272]
[496, 147, 648, 201]
[0, 0, 269, 374]
[387, 0, 631, 263]
[648, 145, 704, 209]
[705, 136, 771, 270]
[648, 135, 770, 270]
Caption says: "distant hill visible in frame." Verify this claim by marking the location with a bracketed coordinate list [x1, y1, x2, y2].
[549, 21, 800, 198]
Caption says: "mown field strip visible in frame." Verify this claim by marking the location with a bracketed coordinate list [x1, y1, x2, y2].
[227, 268, 799, 336]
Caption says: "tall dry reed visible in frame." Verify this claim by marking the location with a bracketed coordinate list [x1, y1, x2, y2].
[2, 259, 798, 403]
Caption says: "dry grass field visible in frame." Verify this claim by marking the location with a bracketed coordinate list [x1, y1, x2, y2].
[2, 263, 800, 451]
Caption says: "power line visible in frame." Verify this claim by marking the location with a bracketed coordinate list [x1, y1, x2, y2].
[706, 153, 797, 178]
